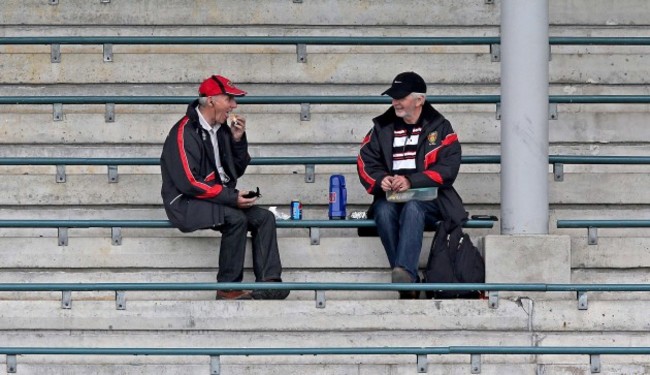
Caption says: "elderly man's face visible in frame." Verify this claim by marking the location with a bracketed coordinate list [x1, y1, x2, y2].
[207, 94, 238, 125]
[391, 94, 424, 124]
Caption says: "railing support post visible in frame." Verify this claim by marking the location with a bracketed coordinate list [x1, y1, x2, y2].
[417, 354, 428, 373]
[577, 291, 588, 310]
[6, 354, 17, 373]
[588, 227, 598, 245]
[315, 290, 326, 308]
[62, 290, 72, 309]
[58, 227, 69, 246]
[111, 227, 122, 246]
[305, 164, 315, 183]
[417, 354, 429, 374]
[590, 354, 601, 373]
[471, 353, 482, 374]
[116, 291, 126, 310]
[210, 355, 221, 375]
[309, 227, 320, 245]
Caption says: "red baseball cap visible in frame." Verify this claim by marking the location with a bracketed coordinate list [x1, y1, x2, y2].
[198, 75, 247, 97]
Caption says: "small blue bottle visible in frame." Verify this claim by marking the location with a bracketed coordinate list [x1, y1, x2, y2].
[328, 174, 347, 220]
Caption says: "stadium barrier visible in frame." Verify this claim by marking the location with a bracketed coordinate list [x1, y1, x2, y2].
[557, 219, 650, 245]
[1, 344, 647, 374]
[1, 155, 648, 183]
[1, 94, 649, 123]
[0, 281, 646, 311]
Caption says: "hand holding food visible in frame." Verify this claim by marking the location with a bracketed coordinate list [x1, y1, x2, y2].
[229, 113, 246, 141]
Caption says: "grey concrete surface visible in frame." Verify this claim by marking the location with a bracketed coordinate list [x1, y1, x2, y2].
[2, 0, 649, 26]
[2, 172, 650, 206]
[485, 235, 571, 284]
[1, 2, 650, 373]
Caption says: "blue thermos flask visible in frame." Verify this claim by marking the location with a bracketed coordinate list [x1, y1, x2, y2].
[328, 174, 347, 220]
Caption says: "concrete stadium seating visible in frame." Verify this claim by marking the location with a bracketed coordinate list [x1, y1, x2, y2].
[2, 0, 650, 373]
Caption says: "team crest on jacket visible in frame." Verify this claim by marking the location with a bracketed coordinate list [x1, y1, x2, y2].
[427, 131, 438, 145]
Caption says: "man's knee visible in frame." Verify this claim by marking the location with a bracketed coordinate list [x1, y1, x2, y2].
[256, 208, 276, 228]
[373, 201, 396, 221]
[402, 201, 426, 217]
[224, 209, 247, 230]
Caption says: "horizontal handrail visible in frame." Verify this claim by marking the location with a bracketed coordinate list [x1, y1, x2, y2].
[0, 219, 495, 229]
[557, 220, 650, 228]
[2, 36, 650, 46]
[0, 36, 501, 46]
[0, 281, 648, 292]
[2, 95, 650, 105]
[1, 155, 649, 166]
[0, 345, 649, 356]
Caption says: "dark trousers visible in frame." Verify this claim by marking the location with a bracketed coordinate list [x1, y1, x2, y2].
[217, 205, 283, 283]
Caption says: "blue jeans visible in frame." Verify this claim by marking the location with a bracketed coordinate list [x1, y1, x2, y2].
[372, 197, 442, 281]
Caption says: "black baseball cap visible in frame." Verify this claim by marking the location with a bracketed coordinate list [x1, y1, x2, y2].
[381, 71, 427, 99]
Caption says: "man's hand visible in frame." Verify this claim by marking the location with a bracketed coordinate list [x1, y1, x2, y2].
[390, 175, 411, 192]
[381, 175, 394, 192]
[236, 190, 257, 209]
[230, 115, 246, 142]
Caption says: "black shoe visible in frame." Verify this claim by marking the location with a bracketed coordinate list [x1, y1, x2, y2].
[251, 280, 290, 300]
[392, 267, 420, 299]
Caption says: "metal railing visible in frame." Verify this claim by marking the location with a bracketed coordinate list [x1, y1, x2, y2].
[557, 219, 650, 245]
[2, 35, 649, 46]
[1, 35, 648, 69]
[1, 155, 648, 183]
[0, 219, 494, 247]
[2, 94, 648, 123]
[0, 281, 646, 311]
[4, 94, 650, 105]
[0, 344, 646, 374]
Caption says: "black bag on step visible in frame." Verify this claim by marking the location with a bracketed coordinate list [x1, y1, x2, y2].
[423, 219, 485, 299]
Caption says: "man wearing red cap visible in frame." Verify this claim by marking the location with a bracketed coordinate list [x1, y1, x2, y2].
[357, 71, 468, 299]
[160, 75, 289, 300]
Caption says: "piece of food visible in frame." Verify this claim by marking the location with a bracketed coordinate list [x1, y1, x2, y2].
[228, 113, 237, 127]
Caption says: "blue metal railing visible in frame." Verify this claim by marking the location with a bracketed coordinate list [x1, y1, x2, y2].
[1, 155, 649, 166]
[0, 344, 643, 374]
[0, 281, 642, 311]
[1, 345, 649, 355]
[0, 219, 493, 229]
[1, 281, 648, 293]
[557, 219, 650, 245]
[2, 95, 650, 105]
[557, 220, 650, 229]
[1, 35, 650, 46]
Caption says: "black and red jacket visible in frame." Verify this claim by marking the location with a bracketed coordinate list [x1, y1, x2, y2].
[160, 100, 250, 232]
[357, 102, 468, 224]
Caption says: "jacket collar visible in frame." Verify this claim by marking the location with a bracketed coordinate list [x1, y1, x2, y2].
[373, 101, 444, 130]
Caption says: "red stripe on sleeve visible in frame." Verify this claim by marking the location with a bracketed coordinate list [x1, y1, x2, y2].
[357, 156, 376, 193]
[423, 170, 443, 184]
[176, 117, 223, 198]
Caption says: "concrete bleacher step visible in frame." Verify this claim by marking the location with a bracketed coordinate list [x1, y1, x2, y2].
[4, 0, 650, 26]
[3, 102, 650, 146]
[2, 172, 650, 207]
[1, 299, 650, 374]
[5, 298, 650, 333]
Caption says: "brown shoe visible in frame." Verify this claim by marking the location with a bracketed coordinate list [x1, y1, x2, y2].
[216, 290, 252, 300]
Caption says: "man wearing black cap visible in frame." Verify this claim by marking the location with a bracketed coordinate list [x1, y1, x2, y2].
[160, 74, 289, 300]
[357, 71, 467, 299]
